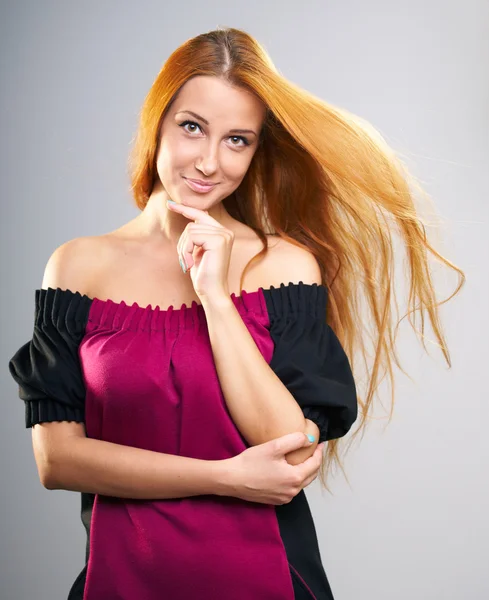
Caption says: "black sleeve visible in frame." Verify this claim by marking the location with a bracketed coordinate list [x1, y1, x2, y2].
[262, 283, 358, 443]
[8, 287, 91, 428]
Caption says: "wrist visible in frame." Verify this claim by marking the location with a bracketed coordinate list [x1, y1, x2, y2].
[211, 458, 238, 497]
[200, 293, 234, 312]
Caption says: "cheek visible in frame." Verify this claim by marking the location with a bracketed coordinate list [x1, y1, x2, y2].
[156, 142, 185, 181]
[221, 153, 254, 182]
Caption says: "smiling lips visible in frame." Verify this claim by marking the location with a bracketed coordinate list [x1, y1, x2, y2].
[183, 177, 218, 193]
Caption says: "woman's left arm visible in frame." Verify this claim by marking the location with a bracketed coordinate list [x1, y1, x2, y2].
[167, 200, 341, 464]
[201, 291, 321, 461]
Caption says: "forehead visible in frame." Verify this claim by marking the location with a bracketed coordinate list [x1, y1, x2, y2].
[170, 76, 266, 127]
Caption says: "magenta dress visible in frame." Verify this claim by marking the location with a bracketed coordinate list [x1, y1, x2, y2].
[8, 281, 357, 599]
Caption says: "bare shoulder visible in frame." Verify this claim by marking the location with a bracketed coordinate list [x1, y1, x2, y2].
[41, 235, 115, 297]
[261, 235, 322, 287]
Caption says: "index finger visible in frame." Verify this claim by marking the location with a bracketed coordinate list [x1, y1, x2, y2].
[167, 201, 221, 226]
[294, 445, 323, 478]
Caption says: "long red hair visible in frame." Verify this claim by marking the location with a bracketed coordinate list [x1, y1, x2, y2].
[128, 27, 465, 490]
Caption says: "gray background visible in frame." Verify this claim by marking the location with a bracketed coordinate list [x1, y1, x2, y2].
[1, 1, 487, 598]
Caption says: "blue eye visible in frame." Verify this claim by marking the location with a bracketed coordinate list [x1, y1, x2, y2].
[178, 120, 250, 147]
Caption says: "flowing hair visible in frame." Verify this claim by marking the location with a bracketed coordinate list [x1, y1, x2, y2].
[128, 26, 465, 490]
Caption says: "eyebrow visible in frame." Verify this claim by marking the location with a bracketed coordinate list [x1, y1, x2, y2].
[175, 110, 257, 136]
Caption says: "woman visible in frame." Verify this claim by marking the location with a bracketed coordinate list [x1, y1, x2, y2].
[8, 27, 464, 600]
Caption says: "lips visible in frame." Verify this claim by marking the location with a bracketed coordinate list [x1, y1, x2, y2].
[183, 177, 218, 194]
[187, 177, 217, 186]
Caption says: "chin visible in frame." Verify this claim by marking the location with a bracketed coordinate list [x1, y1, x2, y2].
[179, 188, 222, 208]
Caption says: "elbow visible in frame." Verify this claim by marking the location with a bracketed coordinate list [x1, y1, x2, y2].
[284, 419, 321, 465]
[37, 458, 60, 490]
[41, 473, 57, 490]
[250, 418, 320, 465]
[256, 417, 320, 446]
[31, 421, 86, 490]
[33, 443, 64, 489]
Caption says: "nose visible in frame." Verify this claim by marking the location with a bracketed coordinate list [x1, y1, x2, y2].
[195, 139, 219, 176]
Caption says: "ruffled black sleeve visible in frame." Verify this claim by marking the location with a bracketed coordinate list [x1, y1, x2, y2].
[8, 287, 92, 428]
[262, 282, 358, 443]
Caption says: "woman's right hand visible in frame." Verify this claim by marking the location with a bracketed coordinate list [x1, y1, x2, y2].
[224, 432, 325, 505]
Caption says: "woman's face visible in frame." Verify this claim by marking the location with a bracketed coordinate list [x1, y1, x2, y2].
[156, 75, 267, 210]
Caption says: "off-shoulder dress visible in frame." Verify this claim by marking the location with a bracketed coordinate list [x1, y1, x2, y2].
[8, 281, 357, 600]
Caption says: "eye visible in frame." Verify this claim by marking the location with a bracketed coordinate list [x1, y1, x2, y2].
[178, 120, 251, 147]
[229, 135, 251, 147]
[178, 120, 202, 135]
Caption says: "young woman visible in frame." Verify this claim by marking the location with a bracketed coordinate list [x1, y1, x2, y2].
[8, 26, 464, 600]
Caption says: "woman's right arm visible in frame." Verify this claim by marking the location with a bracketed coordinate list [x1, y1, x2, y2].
[35, 421, 323, 504]
[34, 421, 230, 499]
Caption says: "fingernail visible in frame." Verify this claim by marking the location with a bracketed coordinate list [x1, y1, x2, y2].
[167, 199, 176, 205]
[179, 257, 187, 273]
[307, 434, 316, 443]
